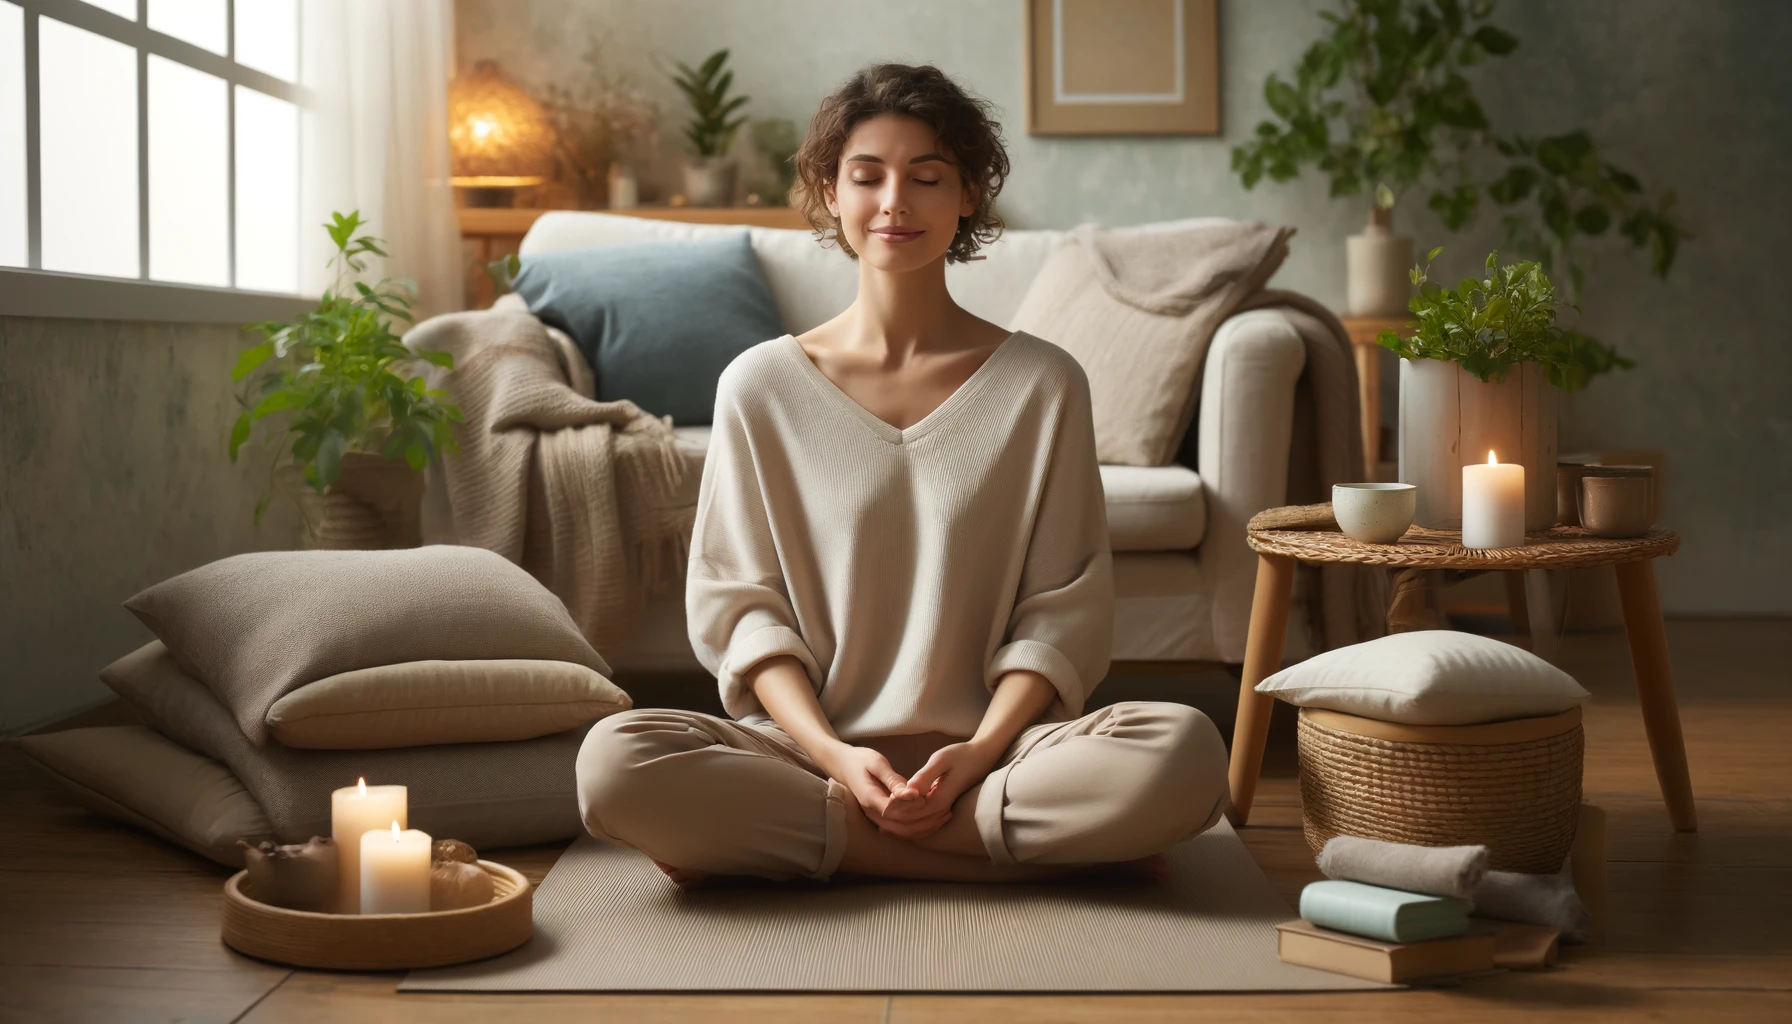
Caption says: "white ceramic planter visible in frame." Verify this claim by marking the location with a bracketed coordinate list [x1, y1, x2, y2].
[1398, 359, 1558, 531]
[682, 158, 737, 207]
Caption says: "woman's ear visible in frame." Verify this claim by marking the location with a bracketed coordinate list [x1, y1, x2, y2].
[824, 180, 839, 217]
[960, 181, 978, 219]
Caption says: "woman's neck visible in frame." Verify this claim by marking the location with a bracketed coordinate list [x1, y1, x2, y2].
[841, 258, 965, 356]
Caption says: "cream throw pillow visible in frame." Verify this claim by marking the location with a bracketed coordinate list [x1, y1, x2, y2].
[13, 725, 275, 867]
[1009, 221, 1293, 466]
[266, 659, 632, 749]
[1254, 630, 1590, 726]
[123, 545, 612, 745]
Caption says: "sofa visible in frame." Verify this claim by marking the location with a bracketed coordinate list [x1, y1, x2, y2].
[428, 211, 1340, 676]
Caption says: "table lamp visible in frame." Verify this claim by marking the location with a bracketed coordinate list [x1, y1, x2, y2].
[449, 60, 554, 207]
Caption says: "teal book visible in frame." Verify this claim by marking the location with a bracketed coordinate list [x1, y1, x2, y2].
[1298, 880, 1472, 943]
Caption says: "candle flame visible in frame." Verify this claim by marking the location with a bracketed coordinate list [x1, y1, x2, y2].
[391, 820, 401, 840]
[1488, 450, 1499, 465]
[357, 777, 367, 797]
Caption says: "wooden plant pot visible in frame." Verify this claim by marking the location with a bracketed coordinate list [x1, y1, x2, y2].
[278, 452, 424, 550]
[221, 860, 532, 970]
[1398, 358, 1558, 532]
[1297, 706, 1583, 873]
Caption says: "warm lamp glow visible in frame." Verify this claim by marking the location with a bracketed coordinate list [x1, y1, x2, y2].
[448, 60, 553, 186]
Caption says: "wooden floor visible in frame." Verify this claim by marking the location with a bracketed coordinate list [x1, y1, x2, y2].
[3, 618, 1789, 1023]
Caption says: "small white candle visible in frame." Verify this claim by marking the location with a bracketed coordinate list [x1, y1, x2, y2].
[360, 820, 432, 915]
[1462, 449, 1525, 549]
[331, 778, 407, 914]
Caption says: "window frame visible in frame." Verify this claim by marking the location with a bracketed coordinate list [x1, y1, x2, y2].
[1, 0, 316, 322]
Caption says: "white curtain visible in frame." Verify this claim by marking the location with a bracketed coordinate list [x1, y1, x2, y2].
[300, 0, 462, 319]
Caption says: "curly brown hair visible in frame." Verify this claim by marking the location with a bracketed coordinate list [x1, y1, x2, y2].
[790, 64, 1010, 264]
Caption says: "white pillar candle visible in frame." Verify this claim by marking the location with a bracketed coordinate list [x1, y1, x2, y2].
[360, 821, 433, 915]
[1462, 450, 1525, 549]
[331, 778, 406, 914]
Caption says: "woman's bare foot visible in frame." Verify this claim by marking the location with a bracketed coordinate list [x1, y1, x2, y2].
[652, 859, 712, 890]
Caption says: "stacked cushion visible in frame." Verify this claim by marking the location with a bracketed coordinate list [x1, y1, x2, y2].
[1255, 630, 1589, 726]
[122, 545, 617, 747]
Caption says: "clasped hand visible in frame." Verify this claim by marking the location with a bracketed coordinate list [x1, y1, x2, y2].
[825, 741, 998, 840]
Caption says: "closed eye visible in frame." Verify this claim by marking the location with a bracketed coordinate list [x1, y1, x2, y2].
[851, 178, 942, 186]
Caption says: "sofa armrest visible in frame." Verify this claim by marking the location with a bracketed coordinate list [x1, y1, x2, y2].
[1195, 308, 1308, 663]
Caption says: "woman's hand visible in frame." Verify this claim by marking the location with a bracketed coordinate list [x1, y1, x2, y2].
[872, 740, 1002, 839]
[817, 744, 953, 840]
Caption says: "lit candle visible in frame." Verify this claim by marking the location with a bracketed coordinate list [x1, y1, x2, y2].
[331, 778, 407, 914]
[360, 820, 433, 915]
[1462, 450, 1525, 549]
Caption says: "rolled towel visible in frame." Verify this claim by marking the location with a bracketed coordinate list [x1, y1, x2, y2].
[1316, 835, 1489, 900]
[1474, 864, 1593, 944]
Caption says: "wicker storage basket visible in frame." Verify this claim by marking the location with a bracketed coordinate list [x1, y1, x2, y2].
[1297, 706, 1583, 873]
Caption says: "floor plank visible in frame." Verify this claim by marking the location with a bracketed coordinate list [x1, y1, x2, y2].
[1, 618, 1787, 1021]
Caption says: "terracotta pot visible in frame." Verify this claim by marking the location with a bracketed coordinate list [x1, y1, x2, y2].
[1398, 359, 1558, 532]
[682, 158, 737, 207]
[277, 452, 424, 550]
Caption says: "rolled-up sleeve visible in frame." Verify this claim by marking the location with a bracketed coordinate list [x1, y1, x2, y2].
[686, 369, 824, 720]
[986, 364, 1115, 720]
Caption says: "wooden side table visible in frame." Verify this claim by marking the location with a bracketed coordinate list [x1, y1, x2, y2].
[1339, 315, 1410, 479]
[1226, 504, 1696, 832]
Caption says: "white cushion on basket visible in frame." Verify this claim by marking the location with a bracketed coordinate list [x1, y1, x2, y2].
[1255, 630, 1589, 726]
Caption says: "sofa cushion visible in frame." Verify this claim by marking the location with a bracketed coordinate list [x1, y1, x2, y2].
[1255, 630, 1590, 726]
[513, 231, 786, 426]
[265, 659, 633, 750]
[123, 545, 612, 746]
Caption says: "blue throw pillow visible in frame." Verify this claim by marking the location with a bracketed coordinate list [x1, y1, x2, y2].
[512, 232, 786, 426]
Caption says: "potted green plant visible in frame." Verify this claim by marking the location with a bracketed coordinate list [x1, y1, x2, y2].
[1233, 0, 1685, 368]
[1378, 247, 1624, 529]
[229, 211, 463, 548]
[669, 49, 749, 206]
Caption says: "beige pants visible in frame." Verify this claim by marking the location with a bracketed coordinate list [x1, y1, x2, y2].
[575, 700, 1230, 881]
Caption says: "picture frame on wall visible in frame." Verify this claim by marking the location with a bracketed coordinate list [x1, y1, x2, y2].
[1024, 0, 1220, 136]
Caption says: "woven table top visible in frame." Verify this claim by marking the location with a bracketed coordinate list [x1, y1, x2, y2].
[1248, 503, 1680, 569]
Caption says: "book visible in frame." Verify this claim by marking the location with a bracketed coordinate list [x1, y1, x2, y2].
[1298, 879, 1472, 943]
[1276, 919, 1497, 984]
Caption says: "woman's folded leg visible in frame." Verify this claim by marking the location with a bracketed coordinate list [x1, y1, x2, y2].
[970, 700, 1230, 866]
[575, 708, 850, 882]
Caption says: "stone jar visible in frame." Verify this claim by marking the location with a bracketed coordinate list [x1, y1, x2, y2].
[682, 157, 737, 207]
[277, 452, 425, 550]
[1398, 359, 1558, 532]
[1345, 205, 1413, 316]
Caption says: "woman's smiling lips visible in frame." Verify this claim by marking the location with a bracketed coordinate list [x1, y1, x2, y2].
[871, 226, 925, 243]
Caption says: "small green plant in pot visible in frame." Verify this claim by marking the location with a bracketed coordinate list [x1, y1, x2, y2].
[1379, 248, 1621, 531]
[669, 49, 749, 206]
[229, 212, 463, 547]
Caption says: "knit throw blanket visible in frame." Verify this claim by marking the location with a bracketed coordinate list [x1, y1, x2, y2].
[403, 309, 692, 657]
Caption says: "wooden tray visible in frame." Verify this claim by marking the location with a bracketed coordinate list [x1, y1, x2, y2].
[221, 859, 532, 970]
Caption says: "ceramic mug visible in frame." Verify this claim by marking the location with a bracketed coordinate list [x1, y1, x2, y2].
[1579, 474, 1654, 538]
[1333, 482, 1418, 544]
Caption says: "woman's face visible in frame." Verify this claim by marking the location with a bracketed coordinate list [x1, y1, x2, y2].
[825, 113, 977, 273]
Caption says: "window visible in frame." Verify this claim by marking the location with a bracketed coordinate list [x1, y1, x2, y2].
[1, 0, 304, 297]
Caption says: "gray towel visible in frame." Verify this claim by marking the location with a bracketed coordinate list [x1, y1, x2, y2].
[1474, 864, 1593, 944]
[1315, 835, 1489, 899]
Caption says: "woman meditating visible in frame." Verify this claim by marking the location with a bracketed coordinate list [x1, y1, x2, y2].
[577, 63, 1230, 887]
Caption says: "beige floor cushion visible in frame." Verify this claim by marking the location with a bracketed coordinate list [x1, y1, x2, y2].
[267, 659, 633, 749]
[123, 544, 612, 745]
[12, 725, 274, 867]
[101, 641, 590, 849]
[1255, 630, 1590, 726]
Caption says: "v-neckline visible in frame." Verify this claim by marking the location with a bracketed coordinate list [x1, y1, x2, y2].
[781, 331, 1023, 446]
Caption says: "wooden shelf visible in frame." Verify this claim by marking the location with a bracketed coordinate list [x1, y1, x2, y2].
[457, 205, 810, 237]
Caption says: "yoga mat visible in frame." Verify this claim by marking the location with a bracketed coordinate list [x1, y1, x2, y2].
[401, 818, 1392, 993]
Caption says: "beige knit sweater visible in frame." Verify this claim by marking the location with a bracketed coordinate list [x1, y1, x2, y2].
[686, 331, 1115, 741]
